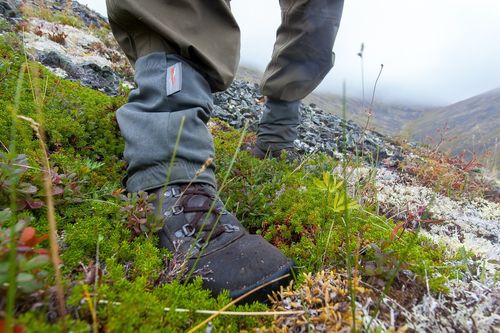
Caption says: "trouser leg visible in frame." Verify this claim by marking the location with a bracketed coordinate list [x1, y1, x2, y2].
[106, 0, 240, 91]
[257, 0, 344, 152]
[106, 0, 240, 192]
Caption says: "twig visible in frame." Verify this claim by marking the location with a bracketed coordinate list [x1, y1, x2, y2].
[82, 299, 304, 317]
[0, 139, 9, 152]
[82, 285, 98, 333]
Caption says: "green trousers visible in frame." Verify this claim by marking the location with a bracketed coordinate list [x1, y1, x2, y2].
[106, 0, 343, 191]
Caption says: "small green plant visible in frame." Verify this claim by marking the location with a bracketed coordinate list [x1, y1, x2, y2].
[0, 210, 50, 297]
[0, 18, 9, 31]
[363, 242, 405, 280]
[0, 154, 44, 211]
[119, 191, 162, 239]
[52, 12, 83, 29]
[313, 172, 359, 214]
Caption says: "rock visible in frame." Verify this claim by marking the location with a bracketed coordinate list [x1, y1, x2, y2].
[20, 0, 107, 27]
[23, 18, 129, 96]
[212, 80, 404, 164]
[0, 0, 18, 18]
[70, 1, 108, 28]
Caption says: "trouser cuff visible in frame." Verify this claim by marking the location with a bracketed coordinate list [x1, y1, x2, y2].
[256, 98, 300, 151]
[126, 161, 216, 192]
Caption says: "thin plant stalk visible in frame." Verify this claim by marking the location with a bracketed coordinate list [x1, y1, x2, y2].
[361, 64, 384, 137]
[154, 116, 186, 223]
[82, 285, 98, 333]
[88, 298, 304, 316]
[5, 61, 27, 333]
[183, 124, 248, 283]
[341, 81, 357, 332]
[20, 62, 66, 326]
[358, 43, 365, 109]
[369, 64, 384, 107]
[92, 234, 103, 333]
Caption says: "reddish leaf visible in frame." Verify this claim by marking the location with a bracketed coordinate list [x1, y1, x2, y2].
[35, 234, 49, 244]
[51, 173, 61, 185]
[52, 186, 64, 196]
[33, 248, 50, 255]
[26, 200, 44, 210]
[390, 222, 406, 241]
[20, 227, 36, 245]
[0, 319, 25, 333]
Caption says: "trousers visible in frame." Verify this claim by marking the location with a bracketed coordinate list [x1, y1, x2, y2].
[106, 0, 343, 191]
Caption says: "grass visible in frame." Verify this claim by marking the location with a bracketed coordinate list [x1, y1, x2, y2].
[0, 27, 482, 332]
[19, 2, 84, 29]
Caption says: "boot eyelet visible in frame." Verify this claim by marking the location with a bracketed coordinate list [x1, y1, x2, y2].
[172, 205, 184, 215]
[181, 224, 195, 237]
[171, 187, 182, 198]
[195, 238, 206, 250]
[223, 224, 239, 233]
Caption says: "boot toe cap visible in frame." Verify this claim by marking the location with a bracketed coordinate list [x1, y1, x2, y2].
[198, 234, 294, 303]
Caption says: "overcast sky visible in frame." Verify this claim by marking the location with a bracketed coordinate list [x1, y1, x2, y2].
[79, 0, 500, 106]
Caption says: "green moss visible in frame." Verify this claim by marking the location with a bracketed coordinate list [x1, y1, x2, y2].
[18, 312, 89, 332]
[51, 12, 84, 28]
[0, 31, 457, 330]
[0, 18, 9, 31]
[0, 35, 126, 174]
[212, 122, 453, 292]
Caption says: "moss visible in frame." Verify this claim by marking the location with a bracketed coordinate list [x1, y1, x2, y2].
[20, 3, 84, 29]
[0, 35, 126, 176]
[0, 30, 457, 330]
[212, 123, 453, 292]
[0, 18, 9, 31]
[18, 312, 89, 332]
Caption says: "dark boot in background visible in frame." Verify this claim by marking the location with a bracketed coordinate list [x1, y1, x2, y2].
[252, 98, 300, 160]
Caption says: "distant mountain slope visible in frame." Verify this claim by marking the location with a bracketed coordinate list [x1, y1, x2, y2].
[405, 87, 500, 159]
[236, 66, 430, 136]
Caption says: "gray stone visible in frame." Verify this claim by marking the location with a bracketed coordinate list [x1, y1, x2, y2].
[212, 80, 404, 164]
[0, 0, 18, 18]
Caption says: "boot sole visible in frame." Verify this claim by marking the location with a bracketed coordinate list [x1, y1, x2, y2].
[229, 259, 295, 304]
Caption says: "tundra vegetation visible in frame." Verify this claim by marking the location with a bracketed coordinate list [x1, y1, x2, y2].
[0, 3, 498, 332]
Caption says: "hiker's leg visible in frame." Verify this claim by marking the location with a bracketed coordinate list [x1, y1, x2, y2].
[257, 0, 344, 153]
[105, 0, 294, 302]
[106, 0, 240, 191]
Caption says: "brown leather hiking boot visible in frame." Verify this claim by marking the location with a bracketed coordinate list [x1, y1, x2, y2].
[154, 183, 294, 302]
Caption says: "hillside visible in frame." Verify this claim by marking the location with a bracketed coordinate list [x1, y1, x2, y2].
[0, 1, 499, 332]
[239, 66, 499, 174]
[405, 87, 500, 161]
[237, 66, 430, 137]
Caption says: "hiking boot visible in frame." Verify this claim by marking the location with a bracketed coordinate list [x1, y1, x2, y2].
[253, 98, 301, 162]
[250, 144, 302, 162]
[154, 183, 294, 302]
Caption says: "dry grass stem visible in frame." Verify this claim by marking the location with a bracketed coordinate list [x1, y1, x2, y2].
[18, 84, 66, 327]
[83, 299, 304, 317]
